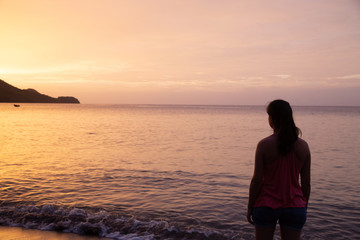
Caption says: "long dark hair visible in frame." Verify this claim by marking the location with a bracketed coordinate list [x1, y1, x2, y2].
[267, 100, 301, 155]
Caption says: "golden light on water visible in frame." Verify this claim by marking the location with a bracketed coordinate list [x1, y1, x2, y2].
[1, 104, 360, 238]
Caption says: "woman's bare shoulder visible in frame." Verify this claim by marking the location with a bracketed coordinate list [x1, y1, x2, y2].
[257, 135, 277, 148]
[294, 137, 309, 150]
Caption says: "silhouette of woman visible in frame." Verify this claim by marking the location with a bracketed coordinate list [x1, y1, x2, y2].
[247, 100, 311, 240]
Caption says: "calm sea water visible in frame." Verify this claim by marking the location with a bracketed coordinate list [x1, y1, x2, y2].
[0, 104, 359, 239]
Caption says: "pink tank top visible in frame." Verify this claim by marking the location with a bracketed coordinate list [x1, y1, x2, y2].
[254, 151, 306, 209]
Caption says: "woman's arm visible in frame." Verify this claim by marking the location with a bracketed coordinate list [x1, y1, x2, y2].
[247, 142, 264, 224]
[300, 143, 311, 208]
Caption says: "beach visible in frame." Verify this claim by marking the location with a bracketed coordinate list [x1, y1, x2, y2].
[0, 226, 107, 240]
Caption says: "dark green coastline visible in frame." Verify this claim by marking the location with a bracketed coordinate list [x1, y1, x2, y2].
[0, 79, 80, 104]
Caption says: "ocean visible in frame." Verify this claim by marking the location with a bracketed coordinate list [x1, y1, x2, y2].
[0, 104, 359, 239]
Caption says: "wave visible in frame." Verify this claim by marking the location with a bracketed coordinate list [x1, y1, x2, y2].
[0, 203, 241, 240]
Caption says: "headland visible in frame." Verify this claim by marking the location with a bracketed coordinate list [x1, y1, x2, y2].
[0, 79, 80, 104]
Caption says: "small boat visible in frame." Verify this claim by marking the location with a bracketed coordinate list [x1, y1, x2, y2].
[14, 104, 20, 107]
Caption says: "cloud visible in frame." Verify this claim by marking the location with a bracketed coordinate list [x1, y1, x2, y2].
[272, 75, 291, 79]
[336, 74, 360, 80]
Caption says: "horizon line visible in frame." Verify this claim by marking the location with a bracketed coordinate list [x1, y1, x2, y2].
[2, 102, 359, 108]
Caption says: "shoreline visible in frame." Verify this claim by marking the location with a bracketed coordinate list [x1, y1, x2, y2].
[0, 226, 109, 240]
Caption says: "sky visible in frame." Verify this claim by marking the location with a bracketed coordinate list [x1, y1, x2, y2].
[0, 0, 359, 105]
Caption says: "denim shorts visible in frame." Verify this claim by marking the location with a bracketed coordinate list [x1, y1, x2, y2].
[252, 207, 307, 231]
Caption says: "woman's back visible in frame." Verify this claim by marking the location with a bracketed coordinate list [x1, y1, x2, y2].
[259, 134, 309, 166]
[254, 135, 309, 208]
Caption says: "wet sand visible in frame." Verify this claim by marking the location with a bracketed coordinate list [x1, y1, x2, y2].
[0, 226, 109, 240]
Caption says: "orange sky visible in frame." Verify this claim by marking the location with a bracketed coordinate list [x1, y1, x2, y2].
[0, 0, 359, 105]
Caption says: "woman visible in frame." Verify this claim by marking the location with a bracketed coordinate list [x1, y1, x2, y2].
[247, 100, 311, 240]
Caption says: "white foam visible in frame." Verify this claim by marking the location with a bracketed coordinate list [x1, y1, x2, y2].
[0, 204, 232, 239]
[69, 208, 87, 218]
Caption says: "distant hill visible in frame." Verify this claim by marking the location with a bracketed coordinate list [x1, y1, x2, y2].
[0, 79, 80, 104]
